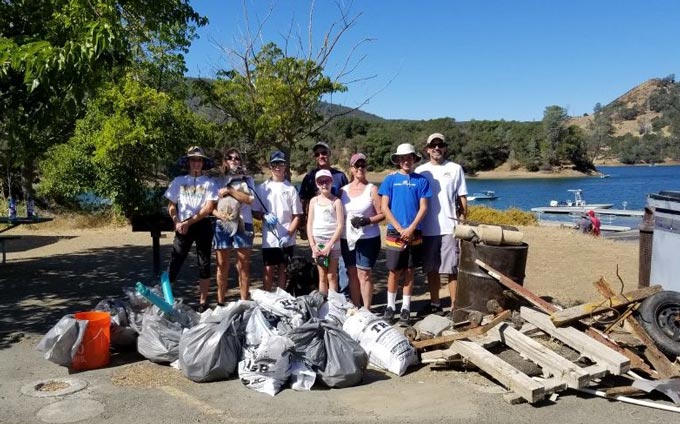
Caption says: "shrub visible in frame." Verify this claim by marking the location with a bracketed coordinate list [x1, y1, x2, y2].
[466, 206, 537, 227]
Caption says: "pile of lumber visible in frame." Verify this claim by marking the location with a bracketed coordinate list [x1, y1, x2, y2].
[411, 260, 680, 407]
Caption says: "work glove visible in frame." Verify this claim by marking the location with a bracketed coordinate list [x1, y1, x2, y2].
[263, 213, 278, 226]
[350, 216, 371, 228]
[278, 235, 290, 247]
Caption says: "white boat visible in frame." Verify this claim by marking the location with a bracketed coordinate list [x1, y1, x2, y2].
[530, 189, 614, 214]
[468, 190, 498, 201]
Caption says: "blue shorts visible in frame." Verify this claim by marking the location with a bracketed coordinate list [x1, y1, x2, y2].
[213, 222, 254, 250]
[340, 236, 381, 270]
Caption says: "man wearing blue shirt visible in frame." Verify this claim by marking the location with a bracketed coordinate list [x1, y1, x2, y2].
[379, 143, 431, 325]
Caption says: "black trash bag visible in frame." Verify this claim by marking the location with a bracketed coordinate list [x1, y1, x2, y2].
[318, 322, 367, 388]
[179, 302, 252, 382]
[35, 315, 88, 367]
[286, 319, 327, 369]
[95, 298, 137, 347]
[137, 311, 183, 363]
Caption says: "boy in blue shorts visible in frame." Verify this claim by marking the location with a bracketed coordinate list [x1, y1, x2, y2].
[378, 143, 431, 325]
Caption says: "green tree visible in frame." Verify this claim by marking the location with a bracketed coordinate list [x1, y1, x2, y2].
[541, 105, 568, 168]
[586, 111, 614, 161]
[0, 0, 205, 199]
[39, 77, 217, 216]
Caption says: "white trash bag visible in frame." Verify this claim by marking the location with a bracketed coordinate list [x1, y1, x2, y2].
[251, 288, 305, 328]
[238, 334, 294, 396]
[343, 308, 418, 376]
[36, 315, 88, 367]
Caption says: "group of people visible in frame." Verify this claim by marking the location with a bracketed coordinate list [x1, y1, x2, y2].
[164, 132, 468, 325]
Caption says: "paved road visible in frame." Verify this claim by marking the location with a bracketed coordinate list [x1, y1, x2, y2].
[3, 334, 680, 424]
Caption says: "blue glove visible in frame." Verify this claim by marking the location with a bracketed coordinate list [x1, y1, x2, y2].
[278, 235, 290, 247]
[263, 213, 278, 226]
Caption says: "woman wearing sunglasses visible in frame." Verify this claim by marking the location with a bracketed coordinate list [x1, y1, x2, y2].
[339, 153, 384, 309]
[212, 148, 255, 303]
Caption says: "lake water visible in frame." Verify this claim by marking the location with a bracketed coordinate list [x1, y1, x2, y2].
[466, 165, 680, 212]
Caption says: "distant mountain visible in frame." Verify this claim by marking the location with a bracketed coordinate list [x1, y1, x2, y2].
[317, 101, 385, 122]
[567, 78, 674, 137]
[184, 77, 385, 123]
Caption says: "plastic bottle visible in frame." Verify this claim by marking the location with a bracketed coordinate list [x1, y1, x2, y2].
[26, 196, 35, 219]
[316, 243, 329, 268]
[8, 198, 17, 221]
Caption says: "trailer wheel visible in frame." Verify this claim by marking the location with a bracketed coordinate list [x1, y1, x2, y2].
[635, 290, 680, 359]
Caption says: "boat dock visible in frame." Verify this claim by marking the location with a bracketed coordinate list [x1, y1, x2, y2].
[531, 207, 644, 217]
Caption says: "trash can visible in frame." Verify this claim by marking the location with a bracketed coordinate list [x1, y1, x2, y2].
[71, 311, 111, 370]
[645, 191, 680, 292]
[453, 240, 529, 322]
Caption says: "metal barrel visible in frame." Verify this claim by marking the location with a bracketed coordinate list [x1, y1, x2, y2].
[453, 240, 529, 322]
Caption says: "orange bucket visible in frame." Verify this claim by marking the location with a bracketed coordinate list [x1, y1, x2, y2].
[71, 311, 111, 370]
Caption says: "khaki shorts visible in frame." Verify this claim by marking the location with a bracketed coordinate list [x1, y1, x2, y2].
[422, 235, 459, 275]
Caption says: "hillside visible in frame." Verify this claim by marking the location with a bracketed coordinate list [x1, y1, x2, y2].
[567, 78, 671, 137]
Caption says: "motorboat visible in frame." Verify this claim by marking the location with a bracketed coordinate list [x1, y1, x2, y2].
[468, 190, 498, 201]
[530, 189, 614, 214]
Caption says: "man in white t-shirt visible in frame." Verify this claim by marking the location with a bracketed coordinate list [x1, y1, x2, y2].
[415, 133, 468, 319]
[252, 150, 303, 291]
[165, 146, 219, 312]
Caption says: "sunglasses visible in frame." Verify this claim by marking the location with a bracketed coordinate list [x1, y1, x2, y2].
[271, 162, 286, 168]
[429, 142, 447, 149]
[353, 162, 367, 169]
[314, 150, 329, 158]
[317, 179, 333, 186]
[225, 155, 241, 161]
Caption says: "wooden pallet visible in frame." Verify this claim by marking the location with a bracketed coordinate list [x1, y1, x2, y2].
[444, 307, 630, 404]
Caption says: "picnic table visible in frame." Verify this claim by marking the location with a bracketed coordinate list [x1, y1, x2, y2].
[130, 214, 174, 276]
[0, 216, 54, 263]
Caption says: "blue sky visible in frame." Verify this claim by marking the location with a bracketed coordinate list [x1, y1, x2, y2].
[184, 0, 680, 122]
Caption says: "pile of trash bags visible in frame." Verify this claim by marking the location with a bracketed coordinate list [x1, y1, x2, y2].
[37, 286, 418, 396]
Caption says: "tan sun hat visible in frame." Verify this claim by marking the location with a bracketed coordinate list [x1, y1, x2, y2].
[390, 143, 422, 164]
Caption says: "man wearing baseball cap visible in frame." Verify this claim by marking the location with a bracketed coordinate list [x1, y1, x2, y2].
[415, 133, 468, 320]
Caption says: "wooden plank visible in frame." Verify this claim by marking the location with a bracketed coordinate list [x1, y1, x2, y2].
[488, 323, 592, 388]
[549, 285, 663, 326]
[624, 317, 680, 378]
[581, 364, 608, 379]
[604, 386, 646, 397]
[583, 328, 656, 376]
[520, 307, 630, 375]
[504, 377, 567, 404]
[421, 349, 460, 364]
[603, 304, 638, 334]
[449, 340, 546, 403]
[412, 310, 511, 349]
[593, 278, 680, 379]
[475, 259, 558, 313]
